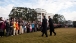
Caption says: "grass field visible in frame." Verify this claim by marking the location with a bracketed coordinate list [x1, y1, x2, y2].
[0, 28, 76, 43]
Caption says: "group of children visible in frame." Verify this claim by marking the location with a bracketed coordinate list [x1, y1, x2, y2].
[0, 17, 37, 37]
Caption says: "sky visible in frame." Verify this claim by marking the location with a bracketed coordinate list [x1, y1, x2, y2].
[0, 0, 76, 21]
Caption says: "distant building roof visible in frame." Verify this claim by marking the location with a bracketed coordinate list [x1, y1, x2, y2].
[35, 8, 47, 13]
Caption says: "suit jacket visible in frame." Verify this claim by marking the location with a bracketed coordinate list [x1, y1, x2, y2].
[48, 18, 54, 29]
[41, 18, 47, 32]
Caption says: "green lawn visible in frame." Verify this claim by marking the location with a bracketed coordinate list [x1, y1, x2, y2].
[0, 28, 76, 43]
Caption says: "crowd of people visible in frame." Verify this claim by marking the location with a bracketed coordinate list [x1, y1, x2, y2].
[0, 16, 56, 37]
[0, 17, 39, 37]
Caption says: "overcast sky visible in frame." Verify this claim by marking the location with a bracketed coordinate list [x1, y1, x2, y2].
[0, 0, 76, 21]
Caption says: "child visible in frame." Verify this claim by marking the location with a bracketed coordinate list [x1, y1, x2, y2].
[30, 25, 32, 32]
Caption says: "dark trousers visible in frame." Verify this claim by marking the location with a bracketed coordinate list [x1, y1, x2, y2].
[42, 28, 48, 37]
[27, 28, 30, 33]
[32, 28, 35, 32]
[50, 29, 56, 36]
[6, 29, 10, 36]
[10, 27, 13, 35]
[0, 32, 4, 37]
[0, 29, 4, 37]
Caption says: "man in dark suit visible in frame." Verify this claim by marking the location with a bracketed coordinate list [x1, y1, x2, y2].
[48, 16, 56, 36]
[42, 16, 48, 37]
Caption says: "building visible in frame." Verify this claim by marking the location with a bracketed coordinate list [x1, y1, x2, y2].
[46, 13, 54, 20]
[35, 8, 54, 22]
[35, 8, 47, 22]
[65, 20, 73, 27]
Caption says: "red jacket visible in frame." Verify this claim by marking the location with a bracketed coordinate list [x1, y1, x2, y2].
[0, 21, 5, 30]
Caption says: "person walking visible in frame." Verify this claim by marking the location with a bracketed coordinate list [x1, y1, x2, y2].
[48, 16, 56, 36]
[41, 16, 48, 37]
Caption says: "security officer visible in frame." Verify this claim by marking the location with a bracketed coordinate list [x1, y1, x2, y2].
[48, 16, 56, 36]
[42, 16, 48, 37]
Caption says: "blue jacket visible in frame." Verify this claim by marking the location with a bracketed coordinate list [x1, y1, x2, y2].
[31, 23, 35, 28]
